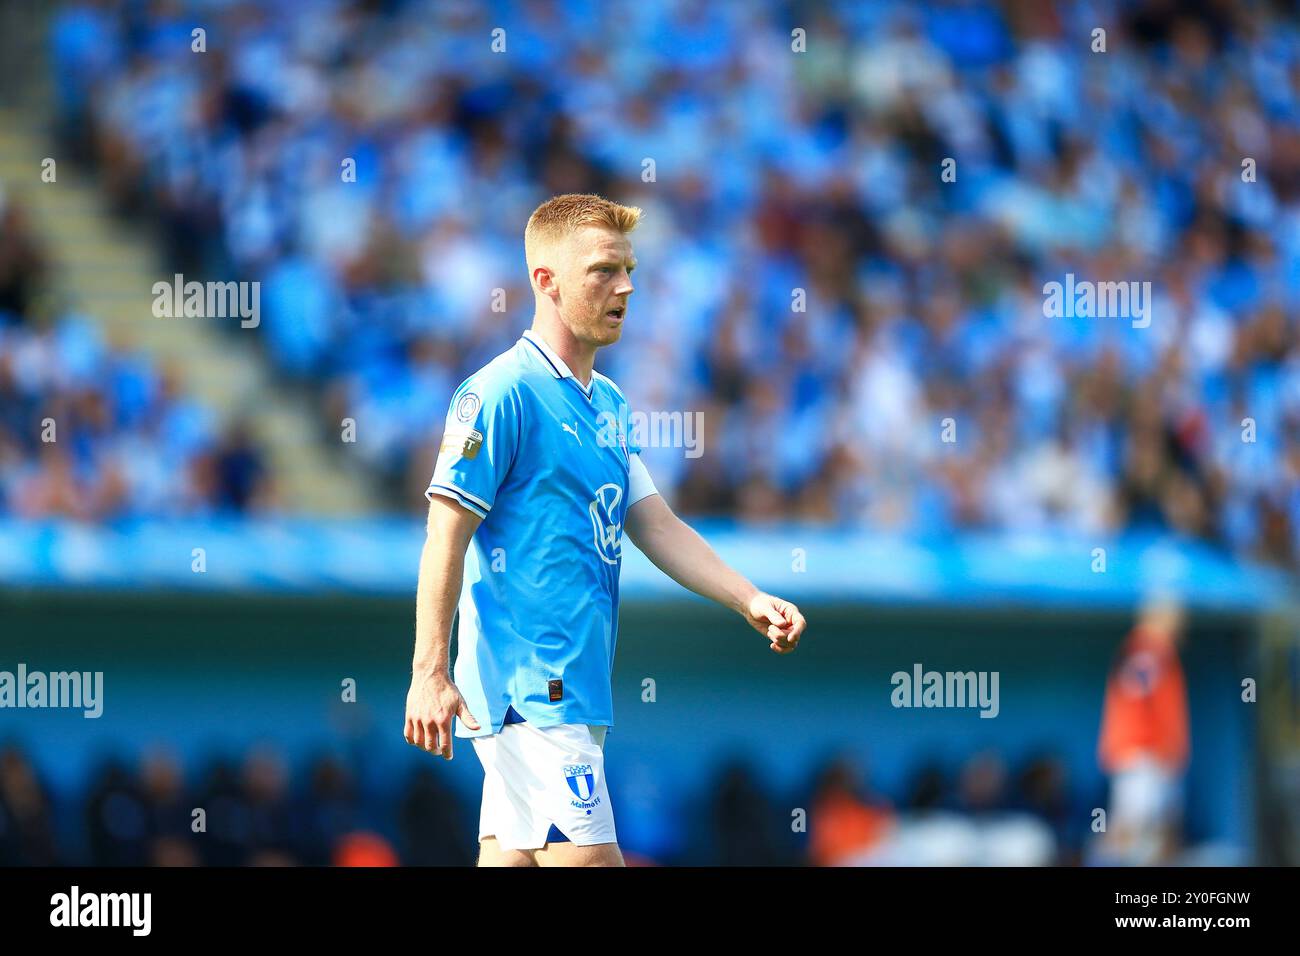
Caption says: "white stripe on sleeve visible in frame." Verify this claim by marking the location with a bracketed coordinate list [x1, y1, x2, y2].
[627, 453, 659, 507]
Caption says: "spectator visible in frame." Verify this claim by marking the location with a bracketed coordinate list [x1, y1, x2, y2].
[807, 755, 895, 867]
[1096, 596, 1191, 865]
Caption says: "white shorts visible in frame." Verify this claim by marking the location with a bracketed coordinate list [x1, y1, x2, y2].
[1111, 756, 1182, 829]
[471, 721, 616, 851]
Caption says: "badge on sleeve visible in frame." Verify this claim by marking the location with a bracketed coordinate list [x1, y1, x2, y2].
[440, 427, 484, 459]
[455, 392, 481, 423]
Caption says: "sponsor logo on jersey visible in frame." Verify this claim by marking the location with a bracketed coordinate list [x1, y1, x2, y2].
[440, 427, 483, 459]
[589, 483, 623, 565]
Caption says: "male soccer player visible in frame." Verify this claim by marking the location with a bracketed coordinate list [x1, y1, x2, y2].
[403, 194, 807, 867]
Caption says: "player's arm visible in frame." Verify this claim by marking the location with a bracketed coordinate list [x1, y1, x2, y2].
[404, 494, 483, 759]
[407, 373, 519, 756]
[624, 489, 806, 654]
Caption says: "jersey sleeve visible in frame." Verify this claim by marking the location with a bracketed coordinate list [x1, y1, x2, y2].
[627, 452, 659, 507]
[425, 374, 521, 518]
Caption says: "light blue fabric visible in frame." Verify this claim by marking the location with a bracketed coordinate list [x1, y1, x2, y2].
[426, 330, 647, 738]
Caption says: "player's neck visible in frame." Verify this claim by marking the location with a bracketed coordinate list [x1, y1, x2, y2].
[529, 320, 595, 388]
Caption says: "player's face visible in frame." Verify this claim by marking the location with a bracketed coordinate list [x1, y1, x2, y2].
[557, 226, 636, 348]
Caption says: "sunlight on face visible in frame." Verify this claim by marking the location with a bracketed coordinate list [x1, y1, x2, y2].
[557, 226, 637, 348]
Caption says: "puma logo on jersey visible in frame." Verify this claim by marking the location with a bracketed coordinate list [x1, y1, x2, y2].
[562, 422, 582, 444]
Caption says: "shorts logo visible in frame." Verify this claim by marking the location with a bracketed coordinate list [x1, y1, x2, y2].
[589, 483, 623, 565]
[455, 392, 481, 423]
[564, 764, 600, 810]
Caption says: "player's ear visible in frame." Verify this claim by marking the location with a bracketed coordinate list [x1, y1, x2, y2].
[534, 265, 557, 296]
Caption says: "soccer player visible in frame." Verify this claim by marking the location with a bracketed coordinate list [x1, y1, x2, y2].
[403, 194, 807, 867]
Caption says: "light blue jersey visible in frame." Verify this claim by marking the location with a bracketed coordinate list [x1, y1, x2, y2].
[427, 329, 658, 738]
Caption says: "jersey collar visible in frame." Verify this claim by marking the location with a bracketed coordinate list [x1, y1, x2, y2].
[521, 329, 593, 397]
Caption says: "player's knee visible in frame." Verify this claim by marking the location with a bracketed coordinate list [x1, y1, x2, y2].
[539, 841, 623, 867]
[477, 838, 535, 867]
[582, 843, 625, 867]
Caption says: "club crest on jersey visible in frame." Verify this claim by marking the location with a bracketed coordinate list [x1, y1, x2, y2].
[589, 483, 623, 565]
[564, 764, 600, 809]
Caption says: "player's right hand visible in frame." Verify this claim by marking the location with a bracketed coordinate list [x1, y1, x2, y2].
[404, 670, 480, 760]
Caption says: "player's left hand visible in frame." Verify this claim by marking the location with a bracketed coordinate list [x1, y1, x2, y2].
[743, 592, 806, 654]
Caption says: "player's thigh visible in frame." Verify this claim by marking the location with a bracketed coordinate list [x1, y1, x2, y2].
[533, 840, 624, 867]
[477, 836, 536, 867]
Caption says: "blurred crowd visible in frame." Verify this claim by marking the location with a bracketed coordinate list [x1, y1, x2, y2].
[34, 0, 1300, 569]
[0, 740, 1108, 866]
[0, 601, 1244, 867]
[0, 190, 271, 518]
[0, 743, 470, 866]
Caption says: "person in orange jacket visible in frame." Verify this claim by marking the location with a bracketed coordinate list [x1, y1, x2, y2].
[808, 757, 895, 867]
[1096, 597, 1190, 865]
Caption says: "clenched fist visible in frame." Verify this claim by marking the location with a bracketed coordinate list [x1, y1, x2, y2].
[743, 592, 807, 654]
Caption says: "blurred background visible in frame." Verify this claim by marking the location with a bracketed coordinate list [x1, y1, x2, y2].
[1, 0, 1299, 866]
